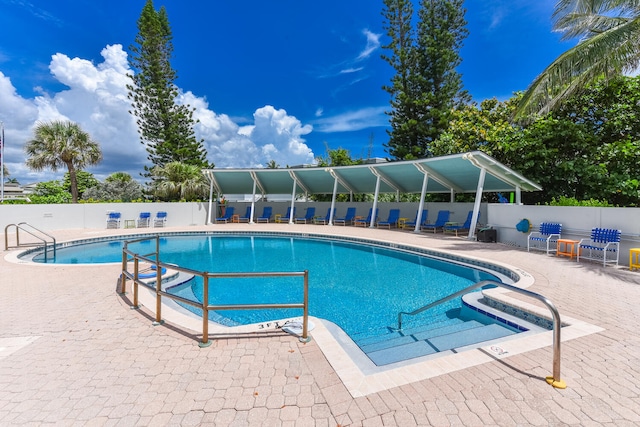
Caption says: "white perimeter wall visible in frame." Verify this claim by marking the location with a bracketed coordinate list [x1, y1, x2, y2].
[2, 201, 639, 265]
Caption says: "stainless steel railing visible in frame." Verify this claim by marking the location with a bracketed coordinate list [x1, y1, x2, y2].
[119, 235, 310, 347]
[4, 222, 56, 261]
[397, 280, 566, 389]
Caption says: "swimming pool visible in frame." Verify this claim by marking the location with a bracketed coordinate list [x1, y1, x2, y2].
[27, 231, 517, 340]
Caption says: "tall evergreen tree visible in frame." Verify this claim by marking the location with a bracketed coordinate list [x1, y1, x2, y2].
[381, 0, 417, 160]
[382, 0, 469, 159]
[127, 0, 209, 177]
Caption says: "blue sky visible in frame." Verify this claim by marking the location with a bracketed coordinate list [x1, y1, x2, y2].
[0, 0, 569, 184]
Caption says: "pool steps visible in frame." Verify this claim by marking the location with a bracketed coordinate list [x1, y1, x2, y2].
[356, 319, 516, 366]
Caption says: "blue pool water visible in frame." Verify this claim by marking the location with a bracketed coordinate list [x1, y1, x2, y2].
[30, 233, 502, 341]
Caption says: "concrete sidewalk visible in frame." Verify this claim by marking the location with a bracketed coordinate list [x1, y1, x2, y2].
[2, 225, 640, 425]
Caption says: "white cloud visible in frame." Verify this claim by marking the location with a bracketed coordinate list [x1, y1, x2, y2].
[312, 106, 388, 133]
[356, 29, 381, 61]
[0, 44, 317, 184]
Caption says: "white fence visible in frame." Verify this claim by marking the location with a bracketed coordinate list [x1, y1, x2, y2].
[2, 201, 639, 265]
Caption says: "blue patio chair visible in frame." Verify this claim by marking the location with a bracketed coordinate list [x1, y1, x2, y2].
[404, 210, 428, 230]
[377, 209, 401, 229]
[445, 211, 481, 237]
[354, 208, 378, 227]
[578, 228, 621, 266]
[280, 206, 296, 223]
[137, 212, 151, 228]
[527, 222, 561, 254]
[314, 207, 336, 225]
[334, 207, 356, 226]
[153, 211, 167, 227]
[238, 206, 252, 223]
[421, 210, 450, 233]
[295, 207, 316, 224]
[256, 206, 273, 223]
[216, 206, 235, 223]
[106, 212, 121, 229]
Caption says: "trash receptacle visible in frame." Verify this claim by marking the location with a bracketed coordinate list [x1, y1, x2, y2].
[477, 228, 497, 243]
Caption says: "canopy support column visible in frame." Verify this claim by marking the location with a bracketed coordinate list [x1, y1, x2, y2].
[329, 176, 338, 226]
[467, 167, 486, 240]
[249, 179, 257, 224]
[289, 180, 297, 224]
[415, 172, 429, 233]
[370, 175, 381, 228]
[206, 172, 214, 225]
[516, 186, 522, 205]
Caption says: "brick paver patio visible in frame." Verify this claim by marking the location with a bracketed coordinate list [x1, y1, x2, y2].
[1, 224, 639, 426]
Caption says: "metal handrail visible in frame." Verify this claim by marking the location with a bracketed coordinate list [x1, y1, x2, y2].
[4, 222, 56, 261]
[397, 280, 566, 389]
[119, 235, 311, 348]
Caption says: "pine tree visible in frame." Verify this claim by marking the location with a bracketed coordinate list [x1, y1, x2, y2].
[127, 0, 209, 177]
[382, 0, 469, 159]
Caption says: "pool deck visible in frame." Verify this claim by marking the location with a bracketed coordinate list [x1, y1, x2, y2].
[2, 224, 640, 426]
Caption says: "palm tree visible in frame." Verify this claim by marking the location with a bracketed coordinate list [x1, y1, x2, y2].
[25, 121, 102, 203]
[514, 0, 640, 120]
[152, 161, 208, 201]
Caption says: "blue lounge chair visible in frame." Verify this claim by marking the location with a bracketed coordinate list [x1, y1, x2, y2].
[445, 211, 481, 237]
[377, 209, 401, 229]
[527, 222, 561, 254]
[422, 210, 450, 233]
[334, 207, 356, 226]
[280, 206, 295, 223]
[238, 206, 252, 223]
[404, 210, 428, 230]
[256, 206, 273, 223]
[216, 206, 235, 223]
[354, 208, 378, 227]
[314, 207, 336, 225]
[153, 211, 167, 227]
[137, 212, 151, 228]
[295, 207, 316, 224]
[106, 212, 121, 229]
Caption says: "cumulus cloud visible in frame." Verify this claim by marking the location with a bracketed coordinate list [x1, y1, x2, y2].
[0, 44, 316, 184]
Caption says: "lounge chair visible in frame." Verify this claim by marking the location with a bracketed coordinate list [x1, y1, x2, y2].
[377, 209, 401, 229]
[314, 208, 336, 225]
[137, 212, 151, 228]
[295, 207, 316, 224]
[279, 207, 295, 223]
[106, 212, 121, 229]
[153, 211, 167, 227]
[445, 211, 481, 237]
[334, 207, 356, 226]
[404, 210, 428, 230]
[421, 210, 450, 233]
[238, 206, 252, 223]
[256, 206, 273, 223]
[354, 208, 378, 227]
[216, 206, 235, 223]
[578, 228, 621, 266]
[527, 222, 561, 254]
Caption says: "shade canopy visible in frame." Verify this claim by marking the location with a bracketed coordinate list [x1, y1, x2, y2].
[203, 151, 541, 197]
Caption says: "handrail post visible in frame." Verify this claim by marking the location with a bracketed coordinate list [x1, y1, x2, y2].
[132, 258, 139, 309]
[300, 270, 311, 343]
[152, 253, 164, 326]
[120, 242, 128, 294]
[199, 274, 212, 347]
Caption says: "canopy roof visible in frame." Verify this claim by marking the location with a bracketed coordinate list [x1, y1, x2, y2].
[203, 151, 541, 197]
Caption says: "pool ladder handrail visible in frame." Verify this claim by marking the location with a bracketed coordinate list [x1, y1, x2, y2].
[397, 280, 566, 389]
[4, 222, 56, 261]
